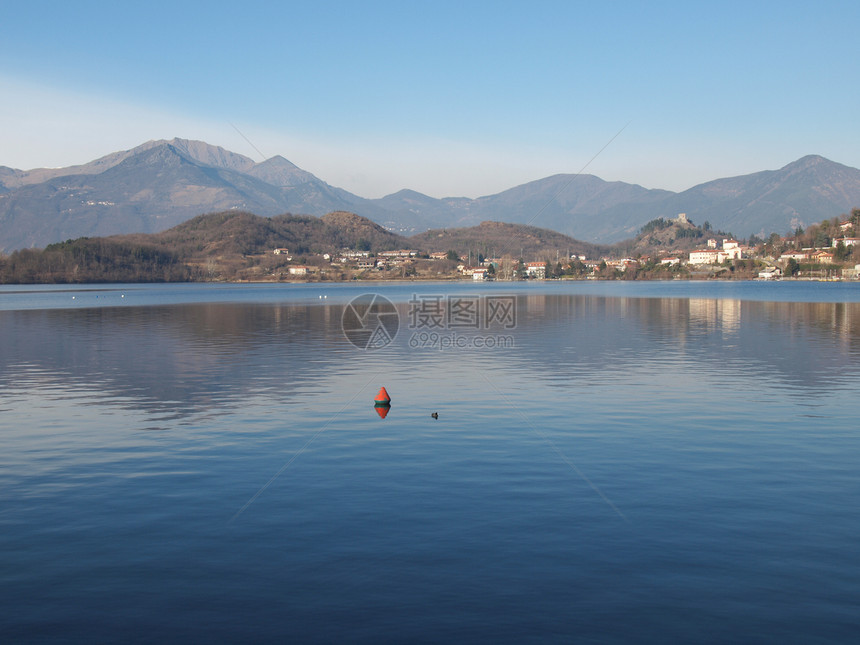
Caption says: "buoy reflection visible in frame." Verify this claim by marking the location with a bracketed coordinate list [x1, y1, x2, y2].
[374, 404, 390, 419]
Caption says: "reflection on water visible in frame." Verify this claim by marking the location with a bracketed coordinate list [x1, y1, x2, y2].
[2, 285, 860, 642]
[3, 295, 860, 422]
[0, 303, 351, 418]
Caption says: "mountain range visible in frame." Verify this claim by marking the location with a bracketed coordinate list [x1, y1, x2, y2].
[2, 138, 860, 253]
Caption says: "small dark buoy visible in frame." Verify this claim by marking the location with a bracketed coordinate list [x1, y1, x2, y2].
[431, 412, 438, 419]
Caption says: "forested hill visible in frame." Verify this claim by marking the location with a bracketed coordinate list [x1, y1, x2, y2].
[410, 221, 609, 260]
[0, 210, 610, 283]
[0, 211, 409, 283]
[133, 210, 409, 256]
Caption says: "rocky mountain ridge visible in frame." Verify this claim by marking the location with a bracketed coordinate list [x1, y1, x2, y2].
[2, 139, 859, 252]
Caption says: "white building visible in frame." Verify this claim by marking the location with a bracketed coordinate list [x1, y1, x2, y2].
[758, 267, 782, 279]
[833, 237, 860, 247]
[842, 264, 860, 279]
[379, 249, 419, 258]
[525, 262, 546, 279]
[689, 249, 721, 265]
[722, 240, 743, 260]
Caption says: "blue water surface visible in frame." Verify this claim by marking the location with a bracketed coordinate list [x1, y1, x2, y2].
[1, 281, 859, 643]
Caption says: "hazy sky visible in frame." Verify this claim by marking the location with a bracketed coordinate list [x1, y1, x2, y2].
[2, 1, 858, 198]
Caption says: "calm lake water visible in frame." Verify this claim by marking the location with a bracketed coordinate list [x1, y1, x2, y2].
[2, 281, 859, 643]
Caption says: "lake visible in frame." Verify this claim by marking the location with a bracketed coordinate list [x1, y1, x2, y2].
[2, 281, 859, 643]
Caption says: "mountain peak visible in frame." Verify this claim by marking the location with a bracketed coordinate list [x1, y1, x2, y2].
[159, 138, 256, 173]
[781, 154, 832, 171]
[259, 155, 299, 169]
[245, 154, 319, 187]
[389, 189, 430, 199]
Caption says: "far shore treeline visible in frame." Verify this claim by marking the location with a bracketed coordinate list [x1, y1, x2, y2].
[1, 208, 858, 284]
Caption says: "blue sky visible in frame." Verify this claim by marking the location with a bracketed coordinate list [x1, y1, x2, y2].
[2, 1, 858, 198]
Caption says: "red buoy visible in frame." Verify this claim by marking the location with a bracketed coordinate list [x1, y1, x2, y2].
[375, 405, 390, 419]
[374, 386, 391, 406]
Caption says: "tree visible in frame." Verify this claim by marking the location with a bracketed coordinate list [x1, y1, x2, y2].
[446, 249, 459, 261]
[786, 258, 800, 276]
[514, 258, 526, 279]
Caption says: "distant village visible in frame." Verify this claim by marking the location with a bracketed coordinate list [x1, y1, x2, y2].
[268, 212, 860, 282]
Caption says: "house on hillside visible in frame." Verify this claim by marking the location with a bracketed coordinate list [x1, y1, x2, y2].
[842, 264, 860, 279]
[379, 250, 419, 258]
[357, 258, 377, 270]
[758, 267, 782, 279]
[779, 250, 810, 262]
[722, 244, 743, 260]
[525, 262, 546, 279]
[689, 249, 721, 265]
[603, 258, 639, 272]
[832, 237, 860, 247]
